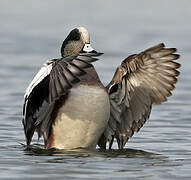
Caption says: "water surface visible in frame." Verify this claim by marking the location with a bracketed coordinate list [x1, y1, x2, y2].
[0, 1, 191, 179]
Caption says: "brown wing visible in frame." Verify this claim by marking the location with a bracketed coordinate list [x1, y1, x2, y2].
[98, 43, 180, 149]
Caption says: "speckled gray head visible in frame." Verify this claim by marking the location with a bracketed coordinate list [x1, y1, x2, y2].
[61, 27, 96, 57]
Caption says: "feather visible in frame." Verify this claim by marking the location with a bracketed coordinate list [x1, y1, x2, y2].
[99, 43, 180, 149]
[23, 52, 103, 145]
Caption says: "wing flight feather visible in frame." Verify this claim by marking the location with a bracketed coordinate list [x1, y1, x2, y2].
[98, 43, 180, 149]
[23, 53, 103, 145]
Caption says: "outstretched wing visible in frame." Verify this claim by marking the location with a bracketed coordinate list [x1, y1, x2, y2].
[23, 52, 103, 146]
[98, 43, 180, 149]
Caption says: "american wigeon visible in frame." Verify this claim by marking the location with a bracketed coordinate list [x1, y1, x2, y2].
[23, 27, 180, 149]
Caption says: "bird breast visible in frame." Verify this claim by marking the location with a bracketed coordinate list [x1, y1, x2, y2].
[48, 85, 110, 149]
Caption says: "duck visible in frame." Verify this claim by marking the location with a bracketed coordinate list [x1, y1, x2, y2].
[22, 26, 180, 150]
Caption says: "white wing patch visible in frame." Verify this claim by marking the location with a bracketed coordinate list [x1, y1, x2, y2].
[24, 63, 53, 99]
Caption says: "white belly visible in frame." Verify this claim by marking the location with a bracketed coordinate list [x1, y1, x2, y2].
[49, 85, 110, 149]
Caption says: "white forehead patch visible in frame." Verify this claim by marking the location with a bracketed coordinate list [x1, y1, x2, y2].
[77, 26, 90, 43]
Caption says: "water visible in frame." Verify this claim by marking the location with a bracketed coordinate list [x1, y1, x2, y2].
[0, 0, 191, 179]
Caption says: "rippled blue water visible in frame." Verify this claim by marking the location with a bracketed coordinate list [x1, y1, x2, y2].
[0, 0, 191, 179]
